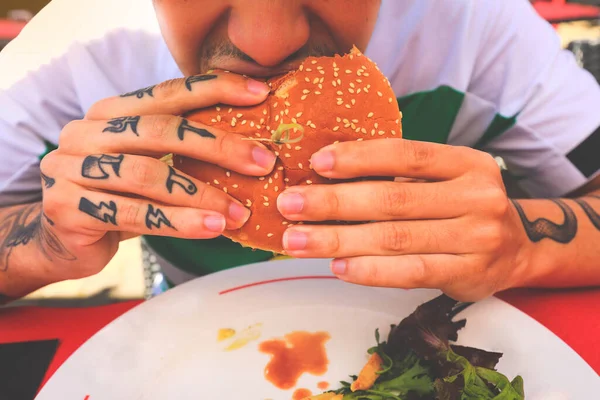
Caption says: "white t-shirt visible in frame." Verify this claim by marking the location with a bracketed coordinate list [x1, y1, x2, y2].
[1, 0, 599, 284]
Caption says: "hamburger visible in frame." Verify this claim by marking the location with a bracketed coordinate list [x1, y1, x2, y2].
[173, 46, 403, 254]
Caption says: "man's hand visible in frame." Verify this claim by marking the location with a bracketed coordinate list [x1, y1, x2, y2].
[37, 72, 275, 281]
[276, 139, 531, 302]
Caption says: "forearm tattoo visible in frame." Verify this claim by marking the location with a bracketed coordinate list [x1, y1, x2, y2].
[574, 195, 600, 231]
[511, 199, 578, 244]
[103, 116, 141, 136]
[120, 85, 155, 99]
[185, 74, 217, 91]
[40, 172, 55, 189]
[145, 204, 176, 230]
[0, 203, 76, 272]
[82, 154, 124, 179]
[177, 119, 216, 141]
[166, 166, 197, 195]
[78, 198, 118, 225]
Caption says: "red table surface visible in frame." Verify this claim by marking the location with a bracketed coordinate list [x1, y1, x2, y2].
[0, 288, 598, 394]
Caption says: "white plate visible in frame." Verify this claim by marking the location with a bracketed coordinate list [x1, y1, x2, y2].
[36, 258, 599, 400]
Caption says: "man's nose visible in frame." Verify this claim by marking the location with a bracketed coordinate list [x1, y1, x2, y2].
[228, 1, 310, 67]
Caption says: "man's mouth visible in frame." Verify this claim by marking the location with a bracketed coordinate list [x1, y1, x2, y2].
[207, 58, 306, 78]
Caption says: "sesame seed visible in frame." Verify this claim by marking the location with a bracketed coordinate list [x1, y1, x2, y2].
[307, 120, 312, 126]
[274, 172, 279, 178]
[377, 91, 383, 97]
[389, 98, 393, 103]
[345, 69, 352, 74]
[256, 127, 262, 132]
[213, 179, 219, 185]
[267, 233, 274, 238]
[298, 163, 303, 169]
[333, 62, 337, 68]
[246, 199, 252, 207]
[356, 79, 363, 83]
[217, 115, 222, 122]
[216, 106, 221, 112]
[273, 102, 278, 108]
[285, 143, 291, 150]
[236, 113, 243, 118]
[285, 109, 289, 116]
[284, 153, 291, 158]
[345, 104, 352, 109]
[303, 89, 310, 94]
[375, 123, 379, 128]
[336, 117, 342, 122]
[274, 186, 279, 192]
[301, 95, 308, 101]
[371, 129, 376, 135]
[274, 151, 280, 156]
[351, 99, 356, 105]
[255, 132, 261, 137]
[211, 118, 217, 123]
[333, 126, 340, 131]
[264, 183, 269, 190]
[223, 187, 228, 193]
[313, 78, 320, 84]
[334, 72, 339, 78]
[263, 195, 269, 201]
[337, 79, 341, 85]
[306, 68, 312, 72]
[355, 127, 361, 133]
[259, 177, 265, 181]
[305, 77, 311, 83]
[357, 138, 364, 141]
[232, 184, 239, 188]
[278, 166, 284, 170]
[350, 82, 355, 88]
[315, 91, 322, 95]
[320, 77, 324, 84]
[343, 118, 350, 124]
[316, 66, 323, 70]
[296, 112, 303, 118]
[282, 221, 288, 225]
[275, 115, 280, 122]
[284, 178, 290, 182]
[260, 118, 265, 124]
[299, 65, 304, 71]
[256, 225, 260, 230]
[364, 87, 369, 93]
[231, 119, 237, 127]
[367, 112, 374, 118]
[285, 101, 291, 107]
[268, 177, 273, 183]
[332, 81, 337, 87]
[318, 84, 323, 89]
[357, 70, 363, 76]
[363, 72, 370, 77]
[361, 128, 367, 134]
[319, 70, 325, 75]
[311, 60, 317, 64]
[357, 89, 362, 94]
[292, 118, 298, 124]
[228, 108, 233, 113]
[263, 202, 270, 206]
[263, 109, 268, 115]
[351, 123, 356, 130]
[379, 131, 385, 135]
[337, 100, 344, 105]
[306, 180, 313, 184]
[352, 119, 359, 123]
[391, 130, 396, 136]
[226, 171, 231, 177]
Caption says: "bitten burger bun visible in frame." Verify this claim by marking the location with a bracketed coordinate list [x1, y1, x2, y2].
[173, 46, 403, 254]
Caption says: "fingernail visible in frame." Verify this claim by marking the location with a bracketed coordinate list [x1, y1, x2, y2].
[283, 230, 308, 251]
[331, 259, 348, 275]
[229, 202, 251, 223]
[252, 146, 276, 169]
[311, 151, 335, 172]
[204, 215, 226, 232]
[277, 192, 304, 215]
[247, 79, 270, 95]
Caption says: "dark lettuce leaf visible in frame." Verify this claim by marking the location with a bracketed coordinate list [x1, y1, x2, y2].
[451, 345, 503, 370]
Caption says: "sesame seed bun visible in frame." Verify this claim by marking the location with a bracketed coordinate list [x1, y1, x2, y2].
[174, 46, 403, 254]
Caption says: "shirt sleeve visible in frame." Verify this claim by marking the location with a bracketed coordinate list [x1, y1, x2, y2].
[469, 0, 600, 198]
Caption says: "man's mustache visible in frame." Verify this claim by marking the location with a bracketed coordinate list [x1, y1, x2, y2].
[201, 40, 339, 64]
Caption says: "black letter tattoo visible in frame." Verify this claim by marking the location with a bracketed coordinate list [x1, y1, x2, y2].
[177, 119, 216, 141]
[511, 199, 578, 244]
[166, 166, 197, 195]
[103, 116, 141, 135]
[79, 198, 118, 225]
[40, 172, 55, 189]
[145, 204, 176, 230]
[574, 195, 600, 231]
[185, 74, 217, 91]
[0, 203, 76, 272]
[82, 154, 124, 179]
[120, 85, 155, 99]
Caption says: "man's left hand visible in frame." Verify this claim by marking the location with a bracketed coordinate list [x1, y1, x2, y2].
[276, 138, 531, 301]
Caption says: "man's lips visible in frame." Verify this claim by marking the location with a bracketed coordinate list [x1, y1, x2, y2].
[207, 59, 305, 78]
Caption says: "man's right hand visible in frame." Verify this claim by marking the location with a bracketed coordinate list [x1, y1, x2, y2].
[39, 72, 275, 279]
